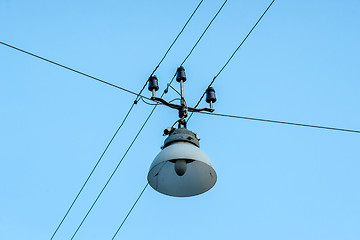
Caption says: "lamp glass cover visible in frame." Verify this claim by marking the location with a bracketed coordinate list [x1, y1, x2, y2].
[147, 142, 217, 197]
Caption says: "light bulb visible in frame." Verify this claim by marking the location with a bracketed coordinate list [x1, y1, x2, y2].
[174, 159, 187, 176]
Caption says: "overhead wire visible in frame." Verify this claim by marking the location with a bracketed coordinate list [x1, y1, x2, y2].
[139, 96, 159, 106]
[111, 183, 149, 240]
[0, 41, 150, 101]
[196, 111, 360, 134]
[181, 0, 228, 65]
[0, 0, 203, 101]
[188, 0, 275, 121]
[70, 107, 156, 239]
[49, 103, 135, 240]
[70, 1, 229, 238]
[48, 1, 205, 238]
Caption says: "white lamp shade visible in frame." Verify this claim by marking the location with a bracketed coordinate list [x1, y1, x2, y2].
[147, 142, 217, 197]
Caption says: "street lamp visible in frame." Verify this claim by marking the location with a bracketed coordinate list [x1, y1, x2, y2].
[147, 66, 217, 197]
[147, 128, 217, 197]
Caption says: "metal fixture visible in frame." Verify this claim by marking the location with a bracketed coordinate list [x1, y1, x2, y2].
[147, 128, 216, 197]
[147, 66, 217, 197]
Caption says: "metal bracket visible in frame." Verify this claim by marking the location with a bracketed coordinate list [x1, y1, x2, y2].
[151, 97, 214, 113]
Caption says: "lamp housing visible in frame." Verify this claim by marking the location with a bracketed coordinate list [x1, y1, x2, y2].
[147, 128, 217, 197]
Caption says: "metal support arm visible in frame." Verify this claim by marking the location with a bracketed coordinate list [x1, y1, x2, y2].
[151, 97, 214, 113]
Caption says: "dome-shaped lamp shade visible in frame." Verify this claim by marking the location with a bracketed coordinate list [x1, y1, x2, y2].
[147, 142, 217, 197]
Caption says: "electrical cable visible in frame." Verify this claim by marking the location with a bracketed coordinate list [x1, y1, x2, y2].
[162, 0, 228, 93]
[70, 1, 230, 238]
[188, 0, 275, 121]
[181, 0, 228, 66]
[1, 1, 205, 103]
[168, 84, 183, 97]
[48, 1, 204, 238]
[133, 0, 204, 104]
[140, 96, 159, 106]
[0, 41, 152, 100]
[196, 111, 360, 134]
[111, 183, 149, 240]
[49, 104, 136, 240]
[149, 0, 204, 76]
[169, 98, 182, 104]
[70, 105, 157, 240]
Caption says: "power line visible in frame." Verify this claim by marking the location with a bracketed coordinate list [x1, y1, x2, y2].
[0, 41, 151, 100]
[133, 0, 204, 104]
[214, 0, 275, 80]
[48, 1, 204, 238]
[49, 104, 136, 240]
[197, 111, 360, 134]
[153, 0, 204, 73]
[69, 1, 230, 238]
[111, 183, 149, 240]
[181, 0, 228, 65]
[70, 107, 156, 239]
[161, 0, 228, 97]
[188, 0, 275, 121]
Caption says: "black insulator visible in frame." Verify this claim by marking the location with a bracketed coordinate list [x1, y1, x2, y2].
[178, 105, 188, 118]
[176, 66, 186, 82]
[206, 87, 216, 103]
[148, 75, 159, 91]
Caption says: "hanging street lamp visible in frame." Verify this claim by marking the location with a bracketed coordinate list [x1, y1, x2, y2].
[147, 66, 218, 197]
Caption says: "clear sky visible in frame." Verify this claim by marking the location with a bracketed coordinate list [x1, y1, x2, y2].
[1, 0, 360, 239]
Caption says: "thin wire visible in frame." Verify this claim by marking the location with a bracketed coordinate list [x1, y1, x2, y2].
[111, 183, 149, 240]
[70, 2, 230, 237]
[0, 41, 151, 100]
[196, 111, 360, 134]
[70, 106, 158, 239]
[0, 0, 204, 104]
[168, 84, 182, 97]
[140, 96, 158, 106]
[48, 2, 204, 238]
[181, 0, 228, 66]
[214, 0, 275, 80]
[70, 84, 166, 239]
[169, 98, 182, 103]
[134, 0, 204, 103]
[154, 0, 204, 72]
[188, 0, 275, 121]
[161, 0, 228, 103]
[49, 104, 135, 240]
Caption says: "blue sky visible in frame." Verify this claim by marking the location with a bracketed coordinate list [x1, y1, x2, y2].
[1, 0, 360, 239]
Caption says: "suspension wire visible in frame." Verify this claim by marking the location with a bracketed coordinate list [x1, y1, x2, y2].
[1, 1, 205, 104]
[169, 98, 182, 104]
[181, 0, 228, 66]
[168, 84, 182, 97]
[134, 0, 204, 103]
[111, 183, 149, 240]
[139, 96, 159, 106]
[152, 0, 204, 74]
[48, 1, 204, 239]
[0, 41, 150, 100]
[69, 105, 157, 239]
[188, 0, 275, 121]
[163, 0, 228, 103]
[70, 2, 229, 238]
[196, 111, 360, 134]
[49, 104, 136, 240]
